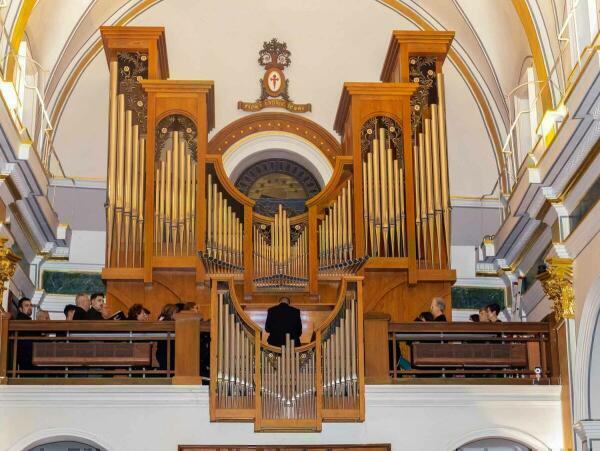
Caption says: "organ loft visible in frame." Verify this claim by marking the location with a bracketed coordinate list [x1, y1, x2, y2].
[2, 1, 596, 448]
[99, 26, 455, 430]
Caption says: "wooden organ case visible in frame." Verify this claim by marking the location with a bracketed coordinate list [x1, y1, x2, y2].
[99, 27, 456, 430]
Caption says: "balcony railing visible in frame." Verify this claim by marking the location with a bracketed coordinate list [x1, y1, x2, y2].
[0, 312, 209, 384]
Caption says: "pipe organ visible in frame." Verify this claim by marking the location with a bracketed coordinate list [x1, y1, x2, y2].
[253, 206, 308, 289]
[100, 26, 455, 430]
[211, 277, 364, 431]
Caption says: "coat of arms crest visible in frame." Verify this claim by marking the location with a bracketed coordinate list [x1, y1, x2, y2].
[238, 38, 311, 113]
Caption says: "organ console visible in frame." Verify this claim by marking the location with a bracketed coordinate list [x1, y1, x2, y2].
[99, 26, 455, 430]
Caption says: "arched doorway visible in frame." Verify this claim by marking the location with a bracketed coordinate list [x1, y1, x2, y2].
[456, 438, 531, 451]
[29, 441, 100, 451]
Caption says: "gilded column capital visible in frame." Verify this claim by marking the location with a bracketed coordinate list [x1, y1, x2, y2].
[0, 237, 20, 301]
[538, 257, 574, 320]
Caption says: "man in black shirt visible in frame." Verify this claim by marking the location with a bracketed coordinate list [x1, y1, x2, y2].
[486, 303, 502, 322]
[265, 297, 302, 347]
[87, 292, 105, 320]
[16, 297, 32, 320]
[72, 293, 90, 320]
[430, 297, 447, 322]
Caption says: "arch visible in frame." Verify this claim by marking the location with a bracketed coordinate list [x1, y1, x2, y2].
[7, 428, 115, 451]
[220, 131, 334, 189]
[445, 427, 552, 451]
[208, 112, 342, 162]
[573, 276, 600, 421]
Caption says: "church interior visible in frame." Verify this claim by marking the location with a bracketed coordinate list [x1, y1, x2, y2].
[0, 0, 599, 450]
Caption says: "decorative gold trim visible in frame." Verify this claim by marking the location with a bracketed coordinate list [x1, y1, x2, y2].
[0, 237, 20, 300]
[6, 0, 38, 81]
[538, 257, 574, 320]
[511, 0, 552, 112]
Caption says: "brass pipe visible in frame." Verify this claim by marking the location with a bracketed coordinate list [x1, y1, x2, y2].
[413, 144, 422, 264]
[362, 161, 368, 253]
[373, 133, 381, 256]
[207, 174, 213, 258]
[347, 179, 353, 258]
[418, 133, 428, 266]
[212, 183, 218, 260]
[123, 110, 133, 267]
[138, 138, 145, 266]
[159, 159, 166, 256]
[424, 119, 435, 267]
[154, 166, 160, 256]
[131, 125, 139, 266]
[341, 186, 348, 261]
[379, 128, 389, 256]
[399, 165, 406, 257]
[437, 73, 451, 265]
[387, 146, 396, 256]
[171, 132, 180, 255]
[165, 140, 173, 255]
[393, 159, 401, 257]
[367, 152, 375, 256]
[191, 164, 196, 249]
[183, 141, 190, 255]
[431, 104, 443, 268]
[177, 139, 187, 255]
[106, 60, 118, 267]
[216, 191, 223, 262]
[115, 94, 126, 267]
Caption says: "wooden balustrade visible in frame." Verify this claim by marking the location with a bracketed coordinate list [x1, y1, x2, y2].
[364, 318, 561, 384]
[0, 313, 208, 384]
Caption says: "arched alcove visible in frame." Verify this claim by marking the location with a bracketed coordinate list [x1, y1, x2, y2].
[221, 131, 334, 190]
[8, 429, 112, 451]
[456, 438, 531, 451]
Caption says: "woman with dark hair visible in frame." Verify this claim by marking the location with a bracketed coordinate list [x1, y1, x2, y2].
[127, 304, 150, 321]
[158, 303, 178, 321]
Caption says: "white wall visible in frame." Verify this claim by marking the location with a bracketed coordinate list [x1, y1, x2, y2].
[0, 385, 563, 451]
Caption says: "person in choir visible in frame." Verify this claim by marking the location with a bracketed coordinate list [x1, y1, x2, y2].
[36, 310, 50, 321]
[63, 304, 77, 320]
[485, 303, 502, 322]
[72, 293, 91, 320]
[264, 296, 302, 347]
[158, 303, 179, 321]
[478, 307, 489, 322]
[16, 297, 33, 320]
[469, 313, 480, 322]
[414, 311, 434, 322]
[183, 301, 199, 313]
[86, 292, 105, 320]
[429, 297, 447, 322]
[127, 303, 151, 321]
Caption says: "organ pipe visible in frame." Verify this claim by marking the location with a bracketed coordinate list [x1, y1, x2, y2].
[361, 123, 407, 259]
[253, 205, 308, 289]
[202, 174, 244, 273]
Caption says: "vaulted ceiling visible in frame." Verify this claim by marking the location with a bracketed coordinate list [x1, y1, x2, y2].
[17, 0, 550, 197]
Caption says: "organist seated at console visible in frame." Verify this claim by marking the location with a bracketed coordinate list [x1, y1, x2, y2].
[264, 296, 303, 347]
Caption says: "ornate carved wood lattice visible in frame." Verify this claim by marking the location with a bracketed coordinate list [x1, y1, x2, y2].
[409, 55, 438, 131]
[117, 52, 149, 134]
[360, 116, 403, 161]
[155, 114, 198, 161]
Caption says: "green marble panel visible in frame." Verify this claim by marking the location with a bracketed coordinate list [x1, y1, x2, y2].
[451, 286, 505, 310]
[42, 271, 105, 295]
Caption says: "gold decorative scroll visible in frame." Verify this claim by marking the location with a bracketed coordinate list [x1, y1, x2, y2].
[538, 257, 575, 320]
[237, 99, 311, 113]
